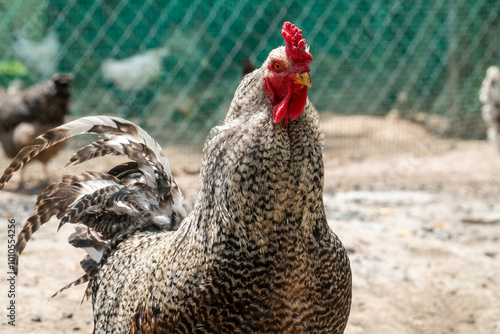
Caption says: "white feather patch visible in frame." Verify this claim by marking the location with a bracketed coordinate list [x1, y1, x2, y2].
[83, 247, 103, 263]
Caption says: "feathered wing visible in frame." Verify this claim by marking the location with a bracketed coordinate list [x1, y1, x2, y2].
[1, 116, 188, 294]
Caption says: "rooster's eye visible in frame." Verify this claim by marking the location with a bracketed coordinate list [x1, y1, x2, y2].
[273, 62, 283, 72]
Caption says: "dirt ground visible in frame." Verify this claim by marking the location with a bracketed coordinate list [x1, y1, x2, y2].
[0, 114, 499, 334]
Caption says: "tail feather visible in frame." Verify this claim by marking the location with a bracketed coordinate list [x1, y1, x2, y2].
[51, 256, 99, 302]
[58, 184, 123, 230]
[68, 138, 159, 176]
[13, 209, 52, 275]
[67, 134, 172, 201]
[80, 256, 99, 302]
[62, 186, 157, 238]
[66, 139, 124, 166]
[51, 273, 91, 300]
[1, 115, 190, 299]
[107, 162, 146, 185]
[58, 228, 104, 301]
[68, 227, 107, 261]
[14, 172, 121, 274]
[68, 137, 157, 168]
[0, 116, 170, 190]
[107, 161, 141, 179]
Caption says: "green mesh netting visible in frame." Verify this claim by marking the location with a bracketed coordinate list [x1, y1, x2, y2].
[1, 0, 499, 146]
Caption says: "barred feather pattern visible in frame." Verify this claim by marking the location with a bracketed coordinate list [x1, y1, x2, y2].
[67, 139, 125, 166]
[0, 116, 169, 189]
[92, 55, 351, 333]
[52, 228, 106, 300]
[51, 256, 98, 301]
[3, 116, 187, 295]
[58, 184, 124, 230]
[14, 172, 118, 273]
[68, 226, 107, 259]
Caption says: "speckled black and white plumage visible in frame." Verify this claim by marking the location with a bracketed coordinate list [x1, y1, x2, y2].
[1, 116, 188, 301]
[2, 25, 352, 334]
[91, 65, 351, 333]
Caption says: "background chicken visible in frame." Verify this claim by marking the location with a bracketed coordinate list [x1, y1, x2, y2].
[1, 23, 351, 333]
[479, 66, 500, 151]
[101, 47, 168, 90]
[0, 74, 72, 187]
[242, 59, 256, 76]
[13, 31, 61, 80]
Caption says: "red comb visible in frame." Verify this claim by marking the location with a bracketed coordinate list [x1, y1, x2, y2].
[282, 22, 313, 65]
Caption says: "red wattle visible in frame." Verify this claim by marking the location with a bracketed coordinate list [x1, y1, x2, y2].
[272, 89, 292, 124]
[264, 78, 308, 127]
[288, 87, 308, 121]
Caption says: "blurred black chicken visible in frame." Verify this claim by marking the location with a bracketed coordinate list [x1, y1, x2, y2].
[0, 74, 72, 187]
[242, 59, 257, 76]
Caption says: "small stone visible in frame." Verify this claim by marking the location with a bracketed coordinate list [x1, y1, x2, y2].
[63, 311, 73, 319]
[485, 251, 497, 258]
[416, 230, 427, 238]
[31, 314, 41, 322]
[487, 235, 498, 242]
[435, 231, 452, 240]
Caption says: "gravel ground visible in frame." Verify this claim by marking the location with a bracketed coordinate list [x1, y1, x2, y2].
[0, 115, 499, 333]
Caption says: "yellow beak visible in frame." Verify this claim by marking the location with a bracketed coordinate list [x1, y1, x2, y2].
[294, 72, 312, 87]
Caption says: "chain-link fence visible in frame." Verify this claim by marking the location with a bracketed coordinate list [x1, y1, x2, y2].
[1, 0, 500, 154]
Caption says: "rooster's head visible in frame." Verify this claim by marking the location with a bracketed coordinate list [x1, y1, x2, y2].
[263, 22, 313, 127]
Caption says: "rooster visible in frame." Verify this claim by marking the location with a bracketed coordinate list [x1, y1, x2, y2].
[479, 66, 500, 151]
[0, 74, 72, 187]
[1, 22, 352, 333]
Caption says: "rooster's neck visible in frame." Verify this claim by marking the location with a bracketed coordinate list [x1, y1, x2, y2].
[194, 94, 324, 250]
